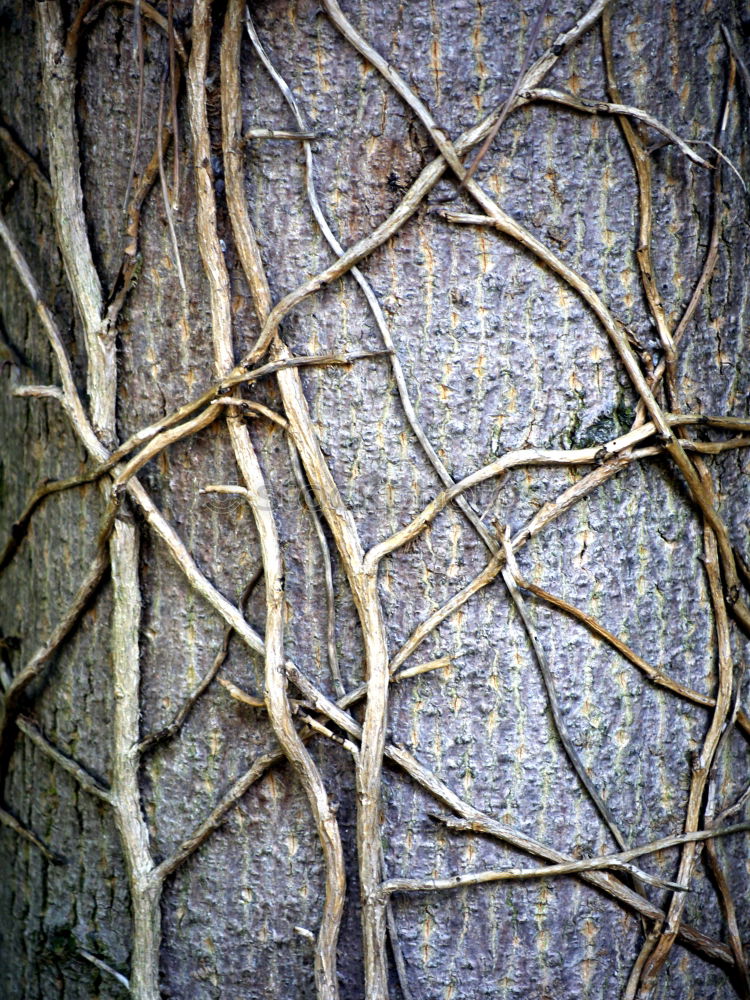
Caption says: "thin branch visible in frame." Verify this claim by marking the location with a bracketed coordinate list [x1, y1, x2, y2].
[0, 536, 112, 775]
[715, 780, 750, 828]
[299, 712, 361, 758]
[634, 44, 734, 426]
[238, 0, 617, 368]
[684, 436, 750, 455]
[387, 551, 505, 676]
[219, 676, 268, 709]
[235, 12, 394, 995]
[8, 353, 381, 506]
[385, 894, 415, 1000]
[380, 857, 688, 897]
[521, 88, 712, 168]
[16, 716, 112, 804]
[0, 804, 62, 863]
[435, 817, 750, 878]
[721, 25, 750, 106]
[0, 212, 104, 460]
[11, 385, 64, 401]
[138, 566, 263, 755]
[106, 57, 182, 334]
[365, 433, 660, 570]
[602, 7, 677, 402]
[0, 121, 53, 197]
[243, 128, 317, 141]
[386, 457, 635, 675]
[687, 140, 746, 192]
[38, 9, 159, 995]
[704, 833, 750, 995]
[459, 0, 554, 189]
[634, 490, 736, 995]
[156, 72, 185, 292]
[501, 535, 632, 853]
[0, 470, 101, 574]
[78, 949, 130, 990]
[284, 662, 737, 969]
[166, 0, 179, 206]
[112, 403, 222, 492]
[83, 0, 188, 62]
[37, 1, 113, 442]
[151, 746, 285, 883]
[391, 657, 451, 683]
[287, 438, 344, 698]
[122, 0, 145, 217]
[216, 6, 347, 996]
[516, 577, 750, 739]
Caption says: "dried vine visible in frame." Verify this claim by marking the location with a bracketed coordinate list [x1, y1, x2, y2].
[0, 1, 748, 999]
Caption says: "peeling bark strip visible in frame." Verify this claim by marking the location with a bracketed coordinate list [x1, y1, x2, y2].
[1, 0, 749, 998]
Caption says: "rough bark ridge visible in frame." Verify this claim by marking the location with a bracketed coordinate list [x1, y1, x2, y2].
[0, 1, 749, 998]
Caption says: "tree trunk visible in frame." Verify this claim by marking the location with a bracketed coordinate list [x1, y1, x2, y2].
[1, 1, 748, 998]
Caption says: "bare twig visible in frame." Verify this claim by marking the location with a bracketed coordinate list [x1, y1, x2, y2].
[634, 45, 733, 425]
[520, 88, 712, 168]
[501, 535, 633, 855]
[151, 746, 285, 883]
[38, 8, 159, 996]
[78, 948, 130, 990]
[721, 25, 750, 106]
[84, 0, 187, 62]
[0, 122, 53, 197]
[0, 471, 102, 574]
[156, 73, 185, 292]
[431, 817, 750, 885]
[216, 6, 347, 995]
[122, 0, 145, 216]
[37, 1, 113, 443]
[287, 438, 344, 698]
[243, 128, 317, 141]
[16, 716, 112, 804]
[233, 11, 395, 994]
[0, 538, 112, 778]
[166, 0, 179, 206]
[238, 0, 617, 368]
[365, 436, 658, 570]
[138, 567, 263, 755]
[219, 676, 267, 710]
[602, 8, 677, 402]
[0, 804, 62, 862]
[284, 662, 737, 969]
[459, 0, 554, 188]
[516, 577, 750, 739]
[633, 509, 735, 996]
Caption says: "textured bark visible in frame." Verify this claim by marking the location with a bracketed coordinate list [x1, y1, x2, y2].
[0, 1, 749, 999]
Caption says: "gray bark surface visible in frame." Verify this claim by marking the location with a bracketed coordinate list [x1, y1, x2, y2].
[0, 1, 748, 998]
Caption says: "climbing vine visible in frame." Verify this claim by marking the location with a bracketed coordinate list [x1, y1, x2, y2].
[0, 1, 749, 998]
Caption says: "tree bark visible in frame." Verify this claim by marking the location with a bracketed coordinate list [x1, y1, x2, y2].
[0, 1, 749, 999]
